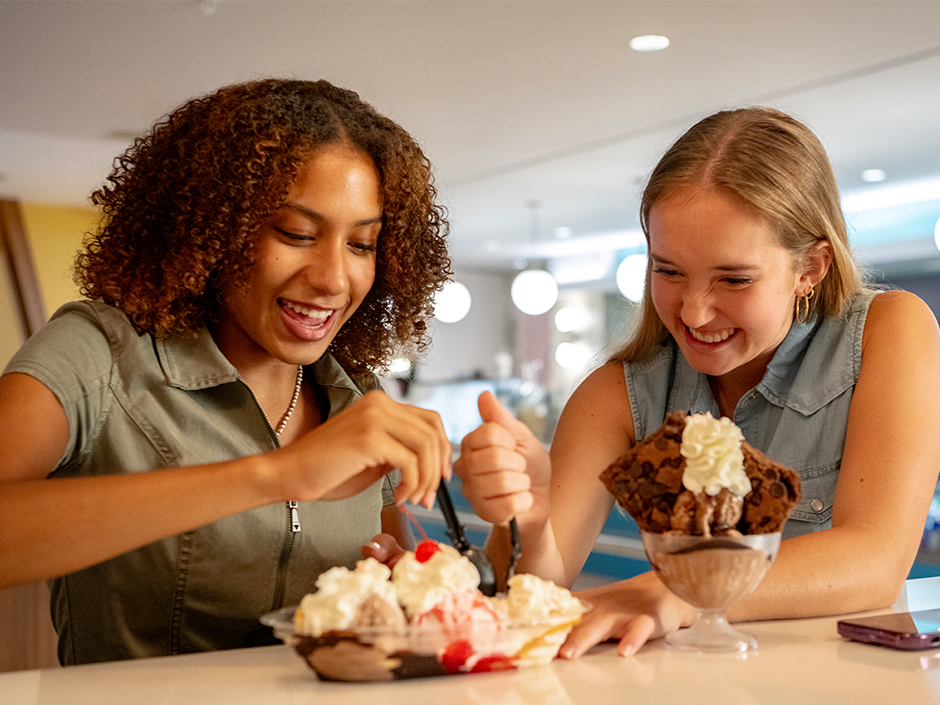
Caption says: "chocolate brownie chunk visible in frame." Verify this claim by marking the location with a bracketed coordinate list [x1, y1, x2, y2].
[599, 411, 686, 533]
[599, 411, 802, 535]
[739, 444, 802, 534]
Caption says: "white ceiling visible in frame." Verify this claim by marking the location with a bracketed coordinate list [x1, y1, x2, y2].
[2, 0, 940, 279]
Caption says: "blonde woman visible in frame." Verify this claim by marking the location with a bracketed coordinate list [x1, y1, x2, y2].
[456, 107, 940, 657]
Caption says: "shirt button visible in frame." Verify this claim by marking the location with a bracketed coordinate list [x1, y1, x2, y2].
[810, 499, 824, 512]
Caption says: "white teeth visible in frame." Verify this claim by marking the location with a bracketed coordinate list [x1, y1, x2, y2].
[689, 327, 735, 344]
[284, 301, 330, 321]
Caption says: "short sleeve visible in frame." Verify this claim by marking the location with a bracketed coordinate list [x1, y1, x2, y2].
[3, 302, 115, 467]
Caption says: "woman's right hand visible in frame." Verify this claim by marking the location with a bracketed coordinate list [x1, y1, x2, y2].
[453, 391, 550, 528]
[274, 390, 451, 508]
[560, 571, 697, 658]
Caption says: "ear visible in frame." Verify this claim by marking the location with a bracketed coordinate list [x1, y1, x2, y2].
[796, 240, 832, 295]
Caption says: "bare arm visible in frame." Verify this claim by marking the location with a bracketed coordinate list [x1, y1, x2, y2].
[729, 290, 940, 619]
[543, 362, 637, 586]
[0, 374, 449, 588]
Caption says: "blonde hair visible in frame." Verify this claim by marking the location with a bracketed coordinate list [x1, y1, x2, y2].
[611, 106, 865, 364]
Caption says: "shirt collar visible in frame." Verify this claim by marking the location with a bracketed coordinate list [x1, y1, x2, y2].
[754, 319, 818, 407]
[155, 328, 368, 413]
[670, 318, 820, 417]
[155, 328, 240, 391]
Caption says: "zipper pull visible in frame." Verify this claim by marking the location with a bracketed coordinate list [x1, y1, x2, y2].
[288, 500, 301, 533]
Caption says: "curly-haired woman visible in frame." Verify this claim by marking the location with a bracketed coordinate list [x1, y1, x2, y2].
[0, 79, 452, 665]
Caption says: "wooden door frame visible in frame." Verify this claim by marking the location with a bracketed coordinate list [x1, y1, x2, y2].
[0, 198, 47, 337]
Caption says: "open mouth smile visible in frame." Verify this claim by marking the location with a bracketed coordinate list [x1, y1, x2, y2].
[282, 299, 335, 328]
[688, 326, 737, 344]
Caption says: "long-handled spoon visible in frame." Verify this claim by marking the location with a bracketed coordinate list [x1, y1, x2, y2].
[436, 482, 497, 596]
[507, 518, 521, 581]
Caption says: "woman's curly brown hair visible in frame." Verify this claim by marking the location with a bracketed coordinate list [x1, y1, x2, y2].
[77, 78, 450, 375]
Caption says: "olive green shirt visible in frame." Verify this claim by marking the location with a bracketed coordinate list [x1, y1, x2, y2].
[4, 301, 397, 665]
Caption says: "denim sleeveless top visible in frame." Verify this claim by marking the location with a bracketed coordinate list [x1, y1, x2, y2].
[624, 291, 877, 538]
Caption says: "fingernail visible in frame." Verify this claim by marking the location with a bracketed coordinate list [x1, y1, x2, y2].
[368, 541, 382, 552]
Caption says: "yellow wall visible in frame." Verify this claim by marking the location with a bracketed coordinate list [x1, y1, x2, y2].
[19, 203, 99, 319]
[0, 248, 27, 369]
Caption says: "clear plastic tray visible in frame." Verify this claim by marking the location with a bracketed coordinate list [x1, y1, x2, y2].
[260, 602, 587, 681]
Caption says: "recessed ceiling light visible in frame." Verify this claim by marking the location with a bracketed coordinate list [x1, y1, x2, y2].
[553, 226, 574, 240]
[630, 35, 670, 52]
[861, 169, 887, 183]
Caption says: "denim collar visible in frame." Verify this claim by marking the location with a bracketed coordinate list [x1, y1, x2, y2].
[670, 290, 873, 418]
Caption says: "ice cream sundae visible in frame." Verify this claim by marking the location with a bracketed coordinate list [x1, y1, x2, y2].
[600, 411, 800, 652]
[274, 539, 586, 681]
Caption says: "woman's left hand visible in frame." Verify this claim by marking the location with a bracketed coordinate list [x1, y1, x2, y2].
[559, 571, 697, 658]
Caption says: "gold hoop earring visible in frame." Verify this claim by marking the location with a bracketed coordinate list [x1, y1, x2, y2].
[795, 287, 815, 324]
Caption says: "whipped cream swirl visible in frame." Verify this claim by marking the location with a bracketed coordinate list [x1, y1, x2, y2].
[392, 542, 481, 618]
[680, 412, 750, 497]
[505, 574, 584, 622]
[295, 558, 400, 634]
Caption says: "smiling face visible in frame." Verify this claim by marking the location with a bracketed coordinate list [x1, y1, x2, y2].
[649, 188, 810, 390]
[214, 143, 383, 371]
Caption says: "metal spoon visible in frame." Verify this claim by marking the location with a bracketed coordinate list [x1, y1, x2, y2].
[436, 482, 497, 596]
[507, 517, 521, 581]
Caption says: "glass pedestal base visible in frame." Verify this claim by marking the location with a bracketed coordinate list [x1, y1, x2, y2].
[665, 610, 758, 653]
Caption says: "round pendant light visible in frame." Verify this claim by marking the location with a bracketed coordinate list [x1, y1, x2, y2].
[433, 280, 472, 323]
[511, 269, 558, 316]
[616, 253, 648, 303]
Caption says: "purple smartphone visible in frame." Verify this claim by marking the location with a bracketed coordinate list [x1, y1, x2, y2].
[838, 609, 940, 651]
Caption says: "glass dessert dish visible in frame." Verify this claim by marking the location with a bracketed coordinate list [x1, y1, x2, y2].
[641, 531, 782, 653]
[260, 602, 588, 681]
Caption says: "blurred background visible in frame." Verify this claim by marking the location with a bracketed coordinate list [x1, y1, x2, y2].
[2, 0, 940, 669]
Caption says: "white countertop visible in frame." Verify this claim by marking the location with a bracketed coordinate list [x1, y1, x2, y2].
[4, 578, 940, 705]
